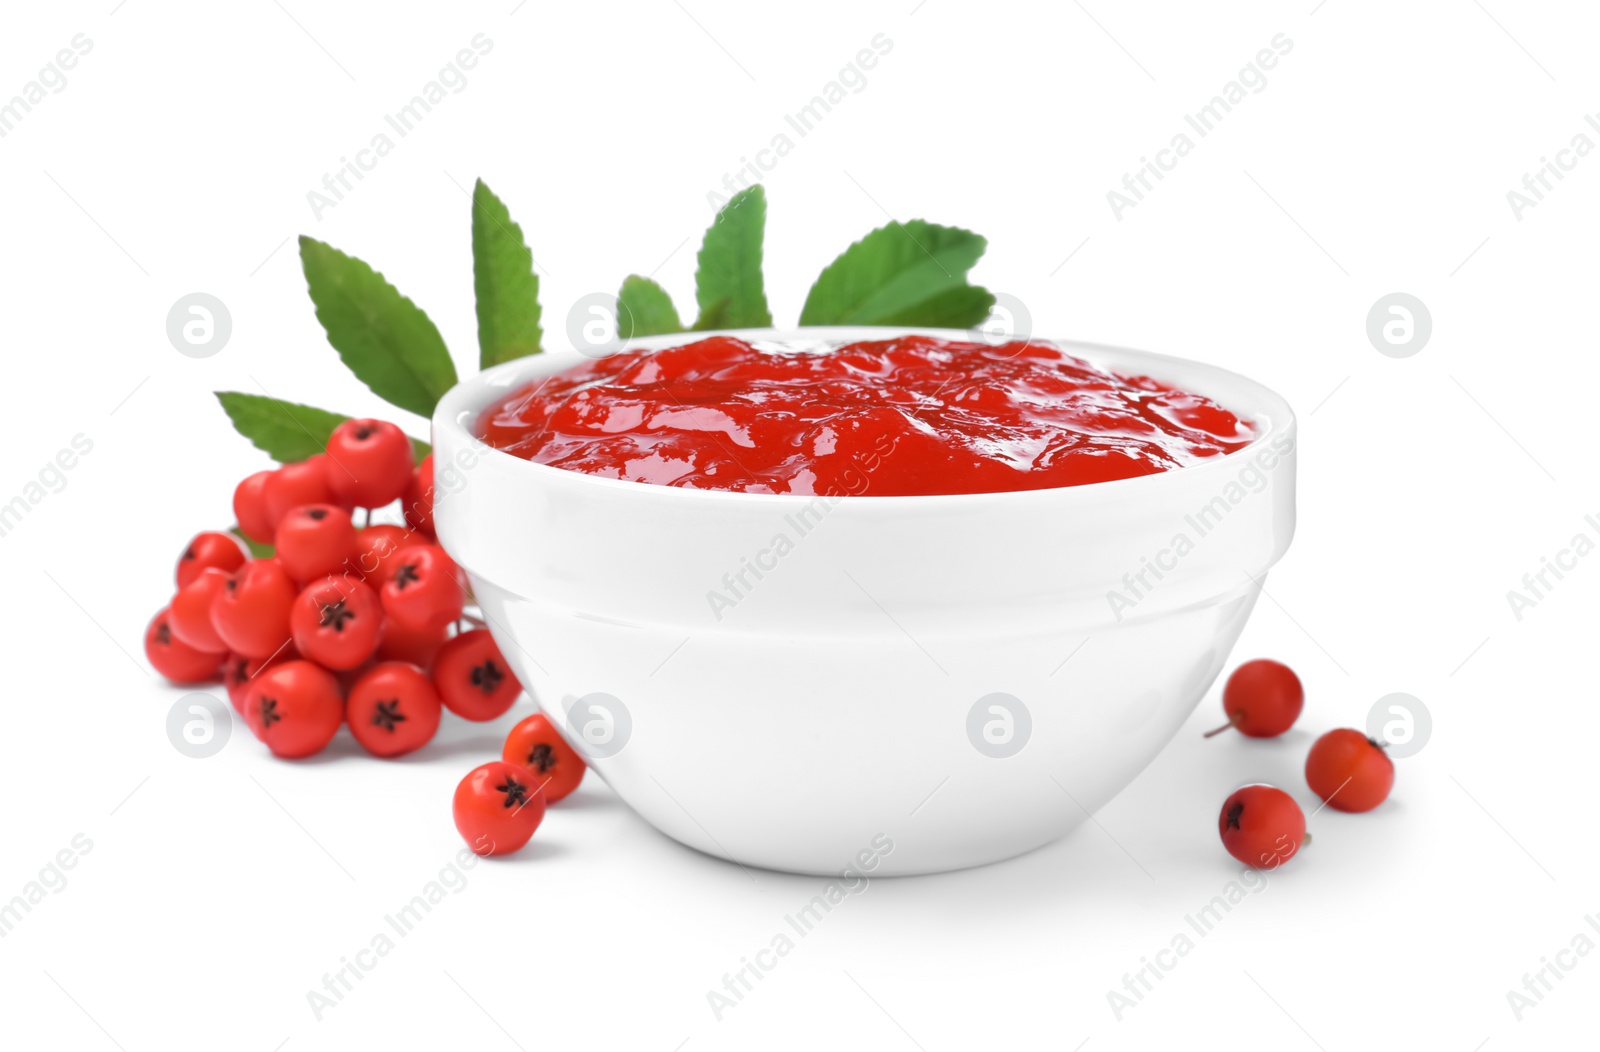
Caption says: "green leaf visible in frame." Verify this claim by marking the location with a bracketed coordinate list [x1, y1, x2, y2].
[230, 526, 274, 560]
[214, 392, 430, 465]
[299, 236, 458, 418]
[691, 298, 729, 332]
[617, 275, 684, 337]
[693, 185, 773, 329]
[871, 284, 997, 328]
[799, 220, 994, 327]
[472, 179, 544, 368]
[215, 391, 351, 462]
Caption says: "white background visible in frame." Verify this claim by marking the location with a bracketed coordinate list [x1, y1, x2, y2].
[0, 0, 1594, 1048]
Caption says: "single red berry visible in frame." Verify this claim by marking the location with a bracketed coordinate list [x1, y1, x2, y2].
[326, 419, 414, 509]
[289, 575, 383, 671]
[263, 456, 347, 529]
[352, 524, 420, 586]
[453, 761, 546, 856]
[1219, 785, 1306, 869]
[169, 567, 232, 654]
[176, 531, 248, 589]
[379, 544, 464, 634]
[502, 713, 586, 802]
[242, 660, 344, 758]
[223, 646, 298, 715]
[1306, 729, 1394, 812]
[404, 454, 436, 539]
[233, 470, 276, 544]
[433, 629, 520, 721]
[1205, 659, 1304, 738]
[274, 504, 359, 584]
[211, 558, 298, 659]
[145, 607, 226, 683]
[347, 662, 442, 758]
[377, 618, 450, 667]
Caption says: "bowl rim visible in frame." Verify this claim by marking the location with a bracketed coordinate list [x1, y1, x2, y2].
[431, 325, 1297, 508]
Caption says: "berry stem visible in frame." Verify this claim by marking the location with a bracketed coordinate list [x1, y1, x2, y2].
[1203, 712, 1243, 738]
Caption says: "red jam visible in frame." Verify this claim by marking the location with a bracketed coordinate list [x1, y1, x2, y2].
[477, 335, 1254, 496]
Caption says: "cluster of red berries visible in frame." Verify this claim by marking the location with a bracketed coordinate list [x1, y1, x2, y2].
[144, 417, 590, 857]
[1207, 658, 1396, 869]
[144, 418, 517, 758]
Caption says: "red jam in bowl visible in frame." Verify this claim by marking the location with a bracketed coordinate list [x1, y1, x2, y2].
[476, 335, 1255, 496]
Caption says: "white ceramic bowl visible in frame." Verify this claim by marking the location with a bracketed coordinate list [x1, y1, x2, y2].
[433, 327, 1296, 876]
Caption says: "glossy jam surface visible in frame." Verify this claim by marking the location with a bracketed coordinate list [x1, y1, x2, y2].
[477, 336, 1255, 496]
